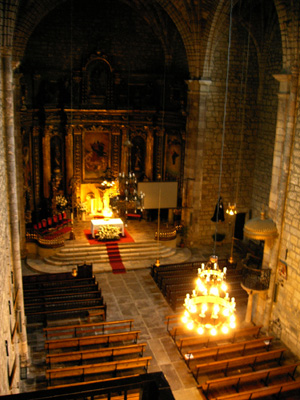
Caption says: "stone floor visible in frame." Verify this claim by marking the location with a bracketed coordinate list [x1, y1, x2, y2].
[22, 217, 244, 400]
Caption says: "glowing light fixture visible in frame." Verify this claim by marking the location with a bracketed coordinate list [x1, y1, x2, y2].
[226, 203, 237, 216]
[226, 203, 237, 264]
[182, 256, 236, 336]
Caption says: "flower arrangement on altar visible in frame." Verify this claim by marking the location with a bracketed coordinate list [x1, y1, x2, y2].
[56, 195, 68, 210]
[77, 201, 87, 212]
[95, 225, 121, 241]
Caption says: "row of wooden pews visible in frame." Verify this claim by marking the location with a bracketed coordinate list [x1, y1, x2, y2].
[151, 259, 248, 313]
[44, 318, 152, 387]
[23, 265, 107, 324]
[23, 265, 153, 390]
[165, 315, 300, 400]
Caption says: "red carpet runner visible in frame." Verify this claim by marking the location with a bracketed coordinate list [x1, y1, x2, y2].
[106, 243, 126, 274]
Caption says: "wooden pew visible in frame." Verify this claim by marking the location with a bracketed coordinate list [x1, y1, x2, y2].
[23, 270, 93, 284]
[193, 347, 286, 382]
[176, 325, 263, 353]
[45, 330, 141, 352]
[166, 280, 243, 303]
[26, 303, 107, 324]
[46, 343, 147, 367]
[23, 282, 100, 299]
[23, 276, 96, 291]
[46, 356, 152, 386]
[199, 363, 300, 397]
[184, 336, 273, 368]
[151, 259, 236, 281]
[44, 319, 135, 339]
[24, 291, 102, 307]
[207, 378, 300, 400]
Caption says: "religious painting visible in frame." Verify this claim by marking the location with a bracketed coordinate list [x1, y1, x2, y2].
[278, 260, 287, 280]
[83, 129, 110, 182]
[164, 133, 182, 180]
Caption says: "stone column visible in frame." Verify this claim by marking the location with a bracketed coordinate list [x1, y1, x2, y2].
[13, 70, 27, 253]
[182, 79, 211, 241]
[262, 72, 297, 331]
[1, 47, 29, 377]
[42, 126, 51, 199]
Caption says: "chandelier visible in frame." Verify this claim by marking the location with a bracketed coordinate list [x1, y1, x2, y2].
[110, 172, 145, 217]
[182, 255, 236, 336]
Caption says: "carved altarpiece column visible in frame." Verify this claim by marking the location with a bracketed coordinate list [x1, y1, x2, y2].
[42, 126, 51, 199]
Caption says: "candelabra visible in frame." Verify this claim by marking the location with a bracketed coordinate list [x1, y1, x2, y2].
[110, 172, 145, 218]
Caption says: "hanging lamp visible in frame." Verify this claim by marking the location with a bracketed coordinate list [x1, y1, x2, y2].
[182, 0, 237, 337]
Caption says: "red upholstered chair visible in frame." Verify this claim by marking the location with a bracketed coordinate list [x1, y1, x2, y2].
[33, 224, 38, 231]
[62, 211, 70, 225]
[42, 219, 47, 229]
[53, 214, 58, 226]
[58, 213, 63, 226]
[47, 217, 53, 228]
[37, 221, 42, 231]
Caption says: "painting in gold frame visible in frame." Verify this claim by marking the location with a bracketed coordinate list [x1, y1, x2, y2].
[83, 129, 110, 182]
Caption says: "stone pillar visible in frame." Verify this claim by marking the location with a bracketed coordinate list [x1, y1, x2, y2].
[13, 70, 27, 253]
[1, 47, 29, 384]
[262, 72, 297, 331]
[243, 286, 254, 324]
[42, 126, 51, 199]
[182, 79, 211, 240]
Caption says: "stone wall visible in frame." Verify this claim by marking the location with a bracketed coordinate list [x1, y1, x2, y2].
[186, 21, 260, 245]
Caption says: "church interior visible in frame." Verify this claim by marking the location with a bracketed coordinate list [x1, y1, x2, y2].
[1, 0, 300, 399]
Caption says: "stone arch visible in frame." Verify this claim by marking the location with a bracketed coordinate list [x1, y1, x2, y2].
[274, 0, 300, 70]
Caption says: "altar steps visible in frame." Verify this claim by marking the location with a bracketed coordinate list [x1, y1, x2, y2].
[43, 241, 177, 266]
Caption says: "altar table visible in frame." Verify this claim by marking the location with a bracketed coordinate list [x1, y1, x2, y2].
[91, 218, 124, 237]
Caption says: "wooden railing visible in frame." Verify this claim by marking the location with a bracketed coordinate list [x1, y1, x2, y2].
[0, 372, 175, 400]
[25, 231, 65, 248]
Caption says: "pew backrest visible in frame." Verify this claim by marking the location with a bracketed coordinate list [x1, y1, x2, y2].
[208, 378, 300, 400]
[200, 363, 300, 396]
[194, 347, 286, 382]
[45, 330, 141, 352]
[46, 342, 147, 367]
[184, 336, 273, 368]
[46, 356, 152, 386]
[44, 319, 134, 339]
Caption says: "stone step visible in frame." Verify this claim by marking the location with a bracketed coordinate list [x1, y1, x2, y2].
[44, 241, 176, 266]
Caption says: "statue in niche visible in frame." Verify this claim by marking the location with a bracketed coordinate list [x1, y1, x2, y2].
[131, 136, 145, 176]
[134, 145, 142, 171]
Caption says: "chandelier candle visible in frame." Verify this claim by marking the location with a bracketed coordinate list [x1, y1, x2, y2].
[182, 256, 236, 336]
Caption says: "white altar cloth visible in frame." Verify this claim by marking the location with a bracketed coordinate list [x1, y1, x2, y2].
[91, 218, 124, 238]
